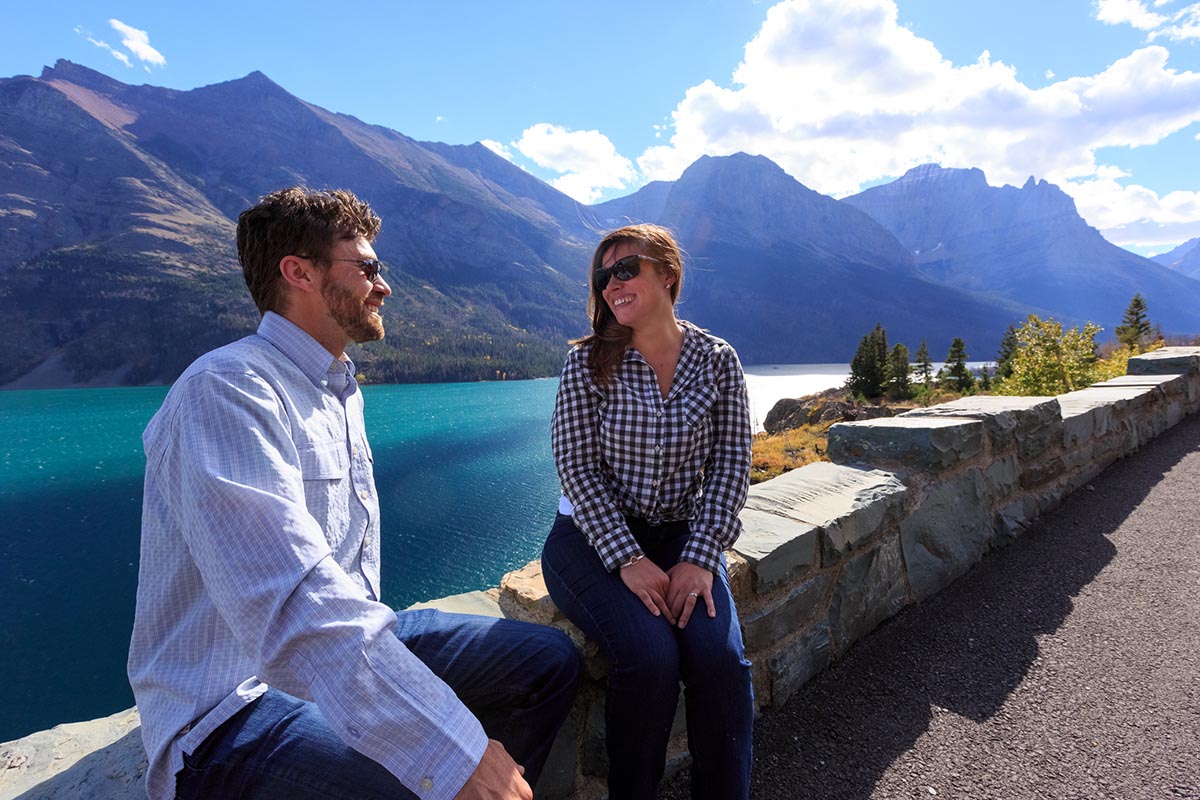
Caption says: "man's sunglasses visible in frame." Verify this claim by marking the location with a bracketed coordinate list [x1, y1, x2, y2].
[592, 254, 659, 292]
[300, 256, 389, 283]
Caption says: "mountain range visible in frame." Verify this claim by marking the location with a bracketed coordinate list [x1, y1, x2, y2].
[1151, 237, 1200, 281]
[2, 60, 1197, 388]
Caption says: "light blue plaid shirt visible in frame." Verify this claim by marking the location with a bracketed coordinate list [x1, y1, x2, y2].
[128, 312, 486, 800]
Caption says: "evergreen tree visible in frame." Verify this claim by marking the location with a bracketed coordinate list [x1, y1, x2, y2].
[846, 323, 888, 399]
[979, 364, 992, 391]
[914, 340, 934, 390]
[995, 324, 1019, 379]
[1114, 293, 1152, 352]
[944, 337, 974, 392]
[888, 343, 912, 400]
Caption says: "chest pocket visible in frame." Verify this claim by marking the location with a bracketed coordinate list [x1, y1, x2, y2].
[676, 383, 717, 459]
[297, 439, 350, 549]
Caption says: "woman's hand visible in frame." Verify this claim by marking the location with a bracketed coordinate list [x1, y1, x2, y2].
[666, 562, 715, 629]
[619, 558, 676, 624]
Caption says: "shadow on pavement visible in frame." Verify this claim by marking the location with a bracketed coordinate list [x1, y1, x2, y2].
[661, 413, 1200, 800]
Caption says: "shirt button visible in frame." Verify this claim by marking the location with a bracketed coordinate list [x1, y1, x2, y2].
[654, 445, 661, 453]
[359, 489, 370, 501]
[657, 411, 663, 417]
[420, 777, 434, 792]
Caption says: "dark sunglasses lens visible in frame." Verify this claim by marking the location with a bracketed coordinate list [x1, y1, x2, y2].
[592, 268, 611, 292]
[592, 256, 641, 292]
[364, 260, 382, 281]
[613, 257, 641, 282]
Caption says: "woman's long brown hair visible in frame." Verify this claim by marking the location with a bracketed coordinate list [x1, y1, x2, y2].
[573, 224, 684, 385]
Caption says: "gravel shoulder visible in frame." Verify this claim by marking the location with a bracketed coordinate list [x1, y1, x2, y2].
[662, 412, 1200, 800]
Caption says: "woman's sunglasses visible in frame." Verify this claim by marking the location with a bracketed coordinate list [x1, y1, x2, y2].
[592, 254, 659, 292]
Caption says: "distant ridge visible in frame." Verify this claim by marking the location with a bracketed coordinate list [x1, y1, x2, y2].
[843, 164, 1200, 334]
[1151, 237, 1200, 281]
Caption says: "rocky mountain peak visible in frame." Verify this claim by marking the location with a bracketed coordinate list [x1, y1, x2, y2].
[896, 163, 988, 190]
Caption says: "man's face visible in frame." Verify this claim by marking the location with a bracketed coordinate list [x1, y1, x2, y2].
[319, 236, 391, 344]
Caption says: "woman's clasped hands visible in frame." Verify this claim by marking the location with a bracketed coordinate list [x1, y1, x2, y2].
[619, 558, 716, 628]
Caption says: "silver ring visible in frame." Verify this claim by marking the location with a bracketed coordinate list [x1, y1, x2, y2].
[688, 592, 699, 598]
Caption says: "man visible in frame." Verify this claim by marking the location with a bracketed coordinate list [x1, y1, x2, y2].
[128, 187, 580, 800]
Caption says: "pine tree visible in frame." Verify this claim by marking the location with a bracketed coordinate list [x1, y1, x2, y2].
[944, 337, 974, 392]
[846, 323, 888, 399]
[888, 343, 912, 400]
[914, 340, 934, 390]
[1114, 294, 1152, 352]
[979, 364, 992, 391]
[995, 324, 1019, 379]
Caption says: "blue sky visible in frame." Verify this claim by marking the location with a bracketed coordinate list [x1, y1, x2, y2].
[5, 0, 1200, 255]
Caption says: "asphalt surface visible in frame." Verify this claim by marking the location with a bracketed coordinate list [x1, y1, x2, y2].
[661, 412, 1200, 800]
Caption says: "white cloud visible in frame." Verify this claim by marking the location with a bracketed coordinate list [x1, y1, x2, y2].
[76, 25, 132, 67]
[636, 0, 1200, 246]
[108, 19, 166, 68]
[514, 123, 636, 203]
[1068, 174, 1200, 247]
[480, 139, 515, 161]
[1095, 0, 1200, 41]
[1095, 0, 1167, 30]
[1046, 68, 1057, 79]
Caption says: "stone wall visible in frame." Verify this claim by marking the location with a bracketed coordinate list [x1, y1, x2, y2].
[498, 347, 1200, 799]
[3, 348, 1197, 800]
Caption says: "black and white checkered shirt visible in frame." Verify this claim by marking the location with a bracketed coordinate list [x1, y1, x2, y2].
[551, 321, 752, 573]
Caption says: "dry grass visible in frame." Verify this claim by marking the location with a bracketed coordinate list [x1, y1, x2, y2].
[750, 423, 834, 484]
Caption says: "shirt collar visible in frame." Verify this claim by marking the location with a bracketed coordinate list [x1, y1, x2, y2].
[257, 311, 356, 391]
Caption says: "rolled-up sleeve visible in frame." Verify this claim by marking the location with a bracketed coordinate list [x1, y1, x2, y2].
[169, 369, 486, 800]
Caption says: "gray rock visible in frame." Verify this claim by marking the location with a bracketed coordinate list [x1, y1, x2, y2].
[984, 453, 1020, 499]
[901, 396, 1061, 450]
[900, 470, 993, 601]
[768, 619, 833, 706]
[406, 590, 503, 617]
[732, 508, 818, 593]
[995, 495, 1038, 539]
[1126, 347, 1200, 375]
[0, 708, 145, 799]
[740, 574, 832, 653]
[741, 462, 907, 565]
[828, 417, 983, 471]
[828, 539, 909, 653]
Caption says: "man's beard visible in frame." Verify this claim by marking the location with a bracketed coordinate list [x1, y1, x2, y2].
[322, 279, 385, 343]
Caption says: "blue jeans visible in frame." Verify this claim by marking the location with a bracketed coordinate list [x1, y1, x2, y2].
[541, 514, 753, 800]
[175, 609, 580, 799]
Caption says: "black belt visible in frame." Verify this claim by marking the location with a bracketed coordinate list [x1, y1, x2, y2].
[624, 515, 690, 552]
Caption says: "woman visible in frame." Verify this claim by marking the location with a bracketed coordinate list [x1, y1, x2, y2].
[542, 224, 754, 799]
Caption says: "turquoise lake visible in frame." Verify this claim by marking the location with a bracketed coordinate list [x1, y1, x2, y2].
[0, 366, 849, 742]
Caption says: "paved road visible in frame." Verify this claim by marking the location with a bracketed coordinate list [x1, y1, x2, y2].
[663, 412, 1200, 800]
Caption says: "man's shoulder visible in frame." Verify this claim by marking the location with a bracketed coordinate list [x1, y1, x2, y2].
[182, 334, 279, 378]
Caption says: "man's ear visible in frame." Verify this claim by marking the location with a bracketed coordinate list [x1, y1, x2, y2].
[279, 255, 318, 294]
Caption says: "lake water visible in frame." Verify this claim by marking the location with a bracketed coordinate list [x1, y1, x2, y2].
[0, 365, 847, 741]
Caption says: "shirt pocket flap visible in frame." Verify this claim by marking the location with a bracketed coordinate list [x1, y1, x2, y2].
[297, 439, 348, 480]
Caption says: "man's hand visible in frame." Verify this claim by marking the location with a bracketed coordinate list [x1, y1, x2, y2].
[666, 562, 715, 629]
[619, 557, 676, 624]
[453, 739, 532, 800]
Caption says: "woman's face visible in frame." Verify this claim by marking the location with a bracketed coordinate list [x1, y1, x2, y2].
[597, 242, 675, 331]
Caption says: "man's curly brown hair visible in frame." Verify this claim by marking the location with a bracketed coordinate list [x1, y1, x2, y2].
[236, 187, 382, 315]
